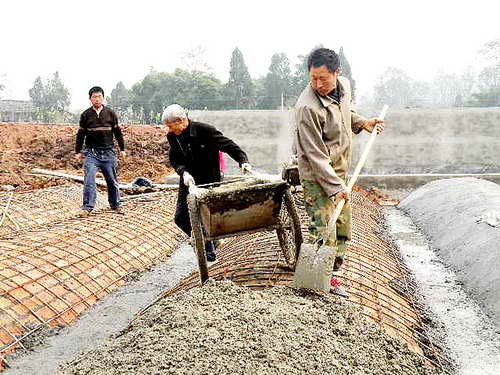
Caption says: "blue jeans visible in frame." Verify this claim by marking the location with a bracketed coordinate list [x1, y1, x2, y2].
[82, 148, 120, 210]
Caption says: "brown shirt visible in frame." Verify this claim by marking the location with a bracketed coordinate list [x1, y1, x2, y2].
[294, 76, 367, 197]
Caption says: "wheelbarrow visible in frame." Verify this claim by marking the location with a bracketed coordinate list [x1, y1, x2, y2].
[186, 176, 303, 284]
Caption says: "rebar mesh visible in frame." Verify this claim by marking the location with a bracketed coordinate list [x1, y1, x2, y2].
[0, 189, 182, 364]
[163, 187, 447, 369]
[0, 186, 107, 237]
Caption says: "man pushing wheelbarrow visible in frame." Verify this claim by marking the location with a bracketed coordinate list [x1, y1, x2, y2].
[292, 48, 385, 297]
[163, 104, 252, 262]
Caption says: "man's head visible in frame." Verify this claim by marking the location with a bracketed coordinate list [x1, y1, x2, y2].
[88, 86, 104, 109]
[307, 48, 341, 96]
[161, 104, 189, 135]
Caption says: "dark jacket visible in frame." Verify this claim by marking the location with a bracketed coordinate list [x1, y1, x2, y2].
[167, 120, 248, 186]
[76, 106, 125, 152]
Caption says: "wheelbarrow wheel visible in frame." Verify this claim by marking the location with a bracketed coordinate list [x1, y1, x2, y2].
[276, 189, 303, 270]
[187, 195, 209, 284]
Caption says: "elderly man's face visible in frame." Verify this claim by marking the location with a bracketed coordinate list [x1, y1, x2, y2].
[164, 117, 188, 135]
[310, 65, 340, 97]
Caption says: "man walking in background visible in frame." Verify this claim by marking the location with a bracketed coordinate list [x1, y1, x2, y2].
[163, 104, 251, 261]
[75, 86, 126, 215]
[294, 48, 384, 296]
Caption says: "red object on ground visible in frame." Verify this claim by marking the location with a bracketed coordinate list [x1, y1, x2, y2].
[330, 277, 341, 287]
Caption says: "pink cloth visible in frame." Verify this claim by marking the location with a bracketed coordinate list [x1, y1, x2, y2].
[218, 152, 225, 173]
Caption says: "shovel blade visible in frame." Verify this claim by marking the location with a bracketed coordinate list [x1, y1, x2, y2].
[291, 243, 336, 292]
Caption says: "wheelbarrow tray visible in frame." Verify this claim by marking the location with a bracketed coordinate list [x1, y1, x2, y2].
[195, 178, 288, 238]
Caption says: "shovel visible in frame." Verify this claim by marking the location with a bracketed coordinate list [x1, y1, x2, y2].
[292, 105, 388, 292]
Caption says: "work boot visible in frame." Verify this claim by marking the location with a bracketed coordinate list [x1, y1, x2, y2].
[80, 209, 93, 217]
[205, 241, 216, 262]
[112, 207, 125, 215]
[333, 256, 344, 272]
[330, 277, 349, 298]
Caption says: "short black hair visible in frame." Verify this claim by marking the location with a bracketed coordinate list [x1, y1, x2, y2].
[307, 48, 340, 73]
[88, 86, 104, 98]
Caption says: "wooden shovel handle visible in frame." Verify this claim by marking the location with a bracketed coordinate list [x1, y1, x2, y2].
[347, 104, 388, 191]
[324, 105, 388, 239]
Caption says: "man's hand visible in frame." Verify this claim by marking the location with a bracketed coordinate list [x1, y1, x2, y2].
[333, 189, 350, 205]
[364, 118, 385, 134]
[75, 152, 85, 161]
[183, 171, 195, 187]
[241, 163, 253, 174]
[189, 186, 208, 197]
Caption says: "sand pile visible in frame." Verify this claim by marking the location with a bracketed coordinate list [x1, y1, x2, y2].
[59, 280, 442, 375]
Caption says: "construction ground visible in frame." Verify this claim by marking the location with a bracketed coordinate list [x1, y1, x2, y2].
[1, 121, 500, 375]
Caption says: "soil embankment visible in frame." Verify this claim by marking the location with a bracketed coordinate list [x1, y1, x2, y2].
[0, 122, 172, 190]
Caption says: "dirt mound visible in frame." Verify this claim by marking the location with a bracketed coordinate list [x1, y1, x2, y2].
[59, 280, 443, 375]
[0, 122, 173, 191]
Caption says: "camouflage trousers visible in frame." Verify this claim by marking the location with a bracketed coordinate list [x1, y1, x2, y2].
[301, 179, 352, 270]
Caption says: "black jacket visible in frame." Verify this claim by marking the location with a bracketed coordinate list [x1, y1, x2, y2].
[167, 120, 248, 186]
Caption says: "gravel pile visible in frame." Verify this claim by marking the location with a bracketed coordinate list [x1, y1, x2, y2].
[58, 280, 443, 375]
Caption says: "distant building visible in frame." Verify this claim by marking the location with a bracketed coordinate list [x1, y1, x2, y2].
[0, 100, 35, 122]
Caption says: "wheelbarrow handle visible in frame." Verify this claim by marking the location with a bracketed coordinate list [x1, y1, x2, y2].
[186, 178, 207, 197]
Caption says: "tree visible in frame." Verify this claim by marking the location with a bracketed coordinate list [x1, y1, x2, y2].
[468, 39, 500, 106]
[410, 80, 434, 107]
[374, 67, 413, 108]
[108, 81, 131, 109]
[260, 53, 292, 109]
[433, 71, 462, 107]
[457, 66, 476, 105]
[172, 69, 224, 110]
[46, 71, 70, 112]
[339, 46, 356, 102]
[181, 45, 212, 73]
[129, 69, 225, 123]
[224, 47, 254, 109]
[29, 77, 45, 106]
[28, 72, 71, 121]
[480, 38, 500, 63]
[0, 74, 5, 99]
[290, 44, 323, 98]
[469, 87, 500, 107]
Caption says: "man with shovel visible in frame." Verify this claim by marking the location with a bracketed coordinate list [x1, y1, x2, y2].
[294, 48, 384, 296]
[163, 104, 252, 262]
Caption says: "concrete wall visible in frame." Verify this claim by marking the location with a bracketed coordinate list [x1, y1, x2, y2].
[190, 110, 294, 175]
[191, 107, 500, 175]
[355, 107, 500, 174]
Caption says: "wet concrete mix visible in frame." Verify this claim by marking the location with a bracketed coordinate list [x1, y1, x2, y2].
[58, 280, 443, 375]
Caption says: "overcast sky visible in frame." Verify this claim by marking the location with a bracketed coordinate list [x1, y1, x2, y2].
[1, 0, 499, 110]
